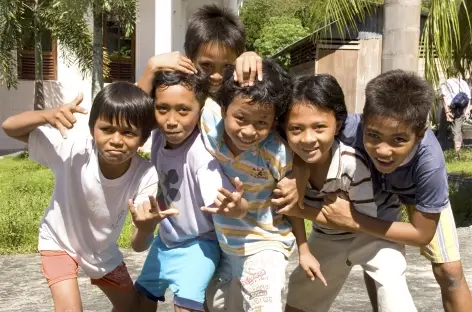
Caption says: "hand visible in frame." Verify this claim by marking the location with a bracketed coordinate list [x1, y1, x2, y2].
[129, 195, 179, 233]
[299, 251, 327, 286]
[147, 51, 197, 75]
[446, 111, 454, 122]
[272, 175, 299, 211]
[201, 177, 247, 219]
[45, 93, 87, 138]
[233, 51, 263, 86]
[321, 192, 360, 231]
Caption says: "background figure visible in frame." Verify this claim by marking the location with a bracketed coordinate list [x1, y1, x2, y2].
[439, 76, 471, 154]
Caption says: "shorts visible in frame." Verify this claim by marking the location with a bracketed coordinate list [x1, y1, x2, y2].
[135, 235, 220, 311]
[411, 203, 461, 263]
[286, 233, 416, 312]
[205, 250, 288, 312]
[40, 250, 133, 291]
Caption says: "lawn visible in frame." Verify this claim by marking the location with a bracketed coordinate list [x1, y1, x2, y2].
[0, 149, 471, 254]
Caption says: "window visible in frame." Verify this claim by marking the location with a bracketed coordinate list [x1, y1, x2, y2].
[104, 16, 135, 82]
[18, 10, 57, 80]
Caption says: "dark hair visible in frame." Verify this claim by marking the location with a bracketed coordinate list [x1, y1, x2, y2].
[216, 59, 292, 119]
[184, 4, 245, 60]
[288, 74, 347, 126]
[88, 82, 155, 141]
[364, 70, 434, 133]
[151, 71, 210, 105]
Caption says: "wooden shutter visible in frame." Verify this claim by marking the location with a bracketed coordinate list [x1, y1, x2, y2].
[18, 42, 57, 80]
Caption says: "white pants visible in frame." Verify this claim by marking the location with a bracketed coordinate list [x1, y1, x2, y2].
[286, 232, 417, 312]
[206, 250, 288, 312]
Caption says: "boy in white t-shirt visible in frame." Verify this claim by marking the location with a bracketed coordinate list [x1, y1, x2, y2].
[2, 82, 170, 312]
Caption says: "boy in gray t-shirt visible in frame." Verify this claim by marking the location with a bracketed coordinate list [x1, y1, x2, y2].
[133, 71, 248, 312]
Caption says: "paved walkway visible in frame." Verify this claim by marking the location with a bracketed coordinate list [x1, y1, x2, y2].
[1, 227, 471, 312]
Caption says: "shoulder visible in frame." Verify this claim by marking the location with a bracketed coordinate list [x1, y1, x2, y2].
[339, 114, 364, 149]
[338, 141, 370, 176]
[187, 132, 216, 169]
[261, 132, 292, 161]
[414, 129, 446, 171]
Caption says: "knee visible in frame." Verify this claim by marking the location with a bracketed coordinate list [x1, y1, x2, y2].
[432, 261, 465, 290]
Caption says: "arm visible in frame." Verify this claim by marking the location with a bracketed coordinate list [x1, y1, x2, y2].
[2, 94, 86, 142]
[137, 52, 197, 95]
[321, 193, 439, 246]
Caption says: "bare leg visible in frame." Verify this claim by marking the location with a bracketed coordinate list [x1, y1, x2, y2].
[50, 278, 83, 312]
[432, 261, 472, 312]
[97, 284, 138, 312]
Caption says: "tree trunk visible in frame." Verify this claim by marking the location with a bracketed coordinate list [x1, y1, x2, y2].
[33, 0, 44, 110]
[381, 0, 422, 73]
[92, 2, 104, 101]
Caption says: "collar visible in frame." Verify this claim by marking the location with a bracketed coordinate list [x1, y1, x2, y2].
[399, 144, 419, 167]
[326, 139, 342, 180]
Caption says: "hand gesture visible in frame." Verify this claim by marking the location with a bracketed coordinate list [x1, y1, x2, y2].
[147, 51, 197, 75]
[46, 93, 87, 138]
[233, 52, 263, 87]
[201, 177, 247, 219]
[129, 195, 179, 233]
[299, 251, 327, 286]
[446, 111, 454, 122]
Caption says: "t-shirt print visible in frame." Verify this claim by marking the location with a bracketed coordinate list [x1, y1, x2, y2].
[156, 168, 181, 234]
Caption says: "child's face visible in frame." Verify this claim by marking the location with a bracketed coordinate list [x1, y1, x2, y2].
[363, 115, 423, 173]
[154, 84, 201, 148]
[285, 103, 340, 165]
[92, 117, 144, 167]
[222, 96, 275, 155]
[194, 42, 237, 94]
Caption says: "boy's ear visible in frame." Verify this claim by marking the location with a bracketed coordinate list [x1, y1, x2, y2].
[416, 126, 427, 142]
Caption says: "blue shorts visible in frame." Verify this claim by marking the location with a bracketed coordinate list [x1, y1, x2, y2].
[135, 234, 220, 311]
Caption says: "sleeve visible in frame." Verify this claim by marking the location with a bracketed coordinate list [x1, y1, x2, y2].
[344, 152, 378, 218]
[28, 126, 73, 170]
[414, 164, 449, 214]
[196, 158, 236, 207]
[267, 134, 293, 181]
[339, 113, 364, 149]
[441, 82, 453, 105]
[133, 166, 159, 205]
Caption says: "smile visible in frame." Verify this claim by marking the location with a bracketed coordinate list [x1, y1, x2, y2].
[238, 137, 256, 145]
[375, 158, 394, 165]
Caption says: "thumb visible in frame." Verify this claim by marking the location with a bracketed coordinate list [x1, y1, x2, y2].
[71, 93, 87, 114]
[160, 208, 179, 218]
[234, 177, 243, 194]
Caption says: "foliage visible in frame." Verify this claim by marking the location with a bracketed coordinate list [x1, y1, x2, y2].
[254, 17, 310, 67]
[240, 0, 314, 50]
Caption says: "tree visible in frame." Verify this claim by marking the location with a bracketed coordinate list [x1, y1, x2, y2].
[0, 0, 93, 109]
[306, 0, 471, 86]
[240, 0, 314, 50]
[254, 17, 310, 67]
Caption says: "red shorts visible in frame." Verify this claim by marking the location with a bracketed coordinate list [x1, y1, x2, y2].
[40, 250, 133, 291]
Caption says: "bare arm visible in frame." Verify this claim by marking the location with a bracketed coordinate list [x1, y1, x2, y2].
[131, 226, 155, 252]
[1, 94, 86, 142]
[321, 195, 439, 247]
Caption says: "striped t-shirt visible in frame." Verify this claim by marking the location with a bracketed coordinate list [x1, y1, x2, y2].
[200, 106, 296, 257]
[304, 139, 377, 239]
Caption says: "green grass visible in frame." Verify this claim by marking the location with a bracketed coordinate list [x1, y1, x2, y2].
[445, 148, 472, 176]
[1, 148, 471, 254]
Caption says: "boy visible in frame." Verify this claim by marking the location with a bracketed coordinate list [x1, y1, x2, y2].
[280, 74, 416, 312]
[133, 71, 248, 312]
[201, 60, 324, 312]
[321, 70, 472, 312]
[1, 83, 166, 312]
[138, 5, 263, 112]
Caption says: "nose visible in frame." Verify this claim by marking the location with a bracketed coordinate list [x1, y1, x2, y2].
[376, 142, 393, 157]
[210, 72, 223, 83]
[166, 112, 178, 129]
[301, 130, 317, 145]
[110, 132, 123, 145]
[240, 124, 256, 138]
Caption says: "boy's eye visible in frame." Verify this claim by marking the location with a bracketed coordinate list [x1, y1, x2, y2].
[315, 124, 327, 130]
[200, 62, 212, 69]
[394, 137, 407, 144]
[124, 131, 136, 137]
[367, 132, 380, 140]
[235, 115, 244, 121]
[257, 120, 268, 126]
[178, 107, 191, 113]
[101, 127, 112, 133]
[288, 126, 301, 132]
[156, 106, 167, 112]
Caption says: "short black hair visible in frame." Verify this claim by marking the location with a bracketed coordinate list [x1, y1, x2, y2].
[184, 4, 245, 60]
[288, 74, 347, 126]
[88, 82, 155, 141]
[216, 59, 292, 119]
[151, 71, 210, 106]
[364, 70, 434, 133]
